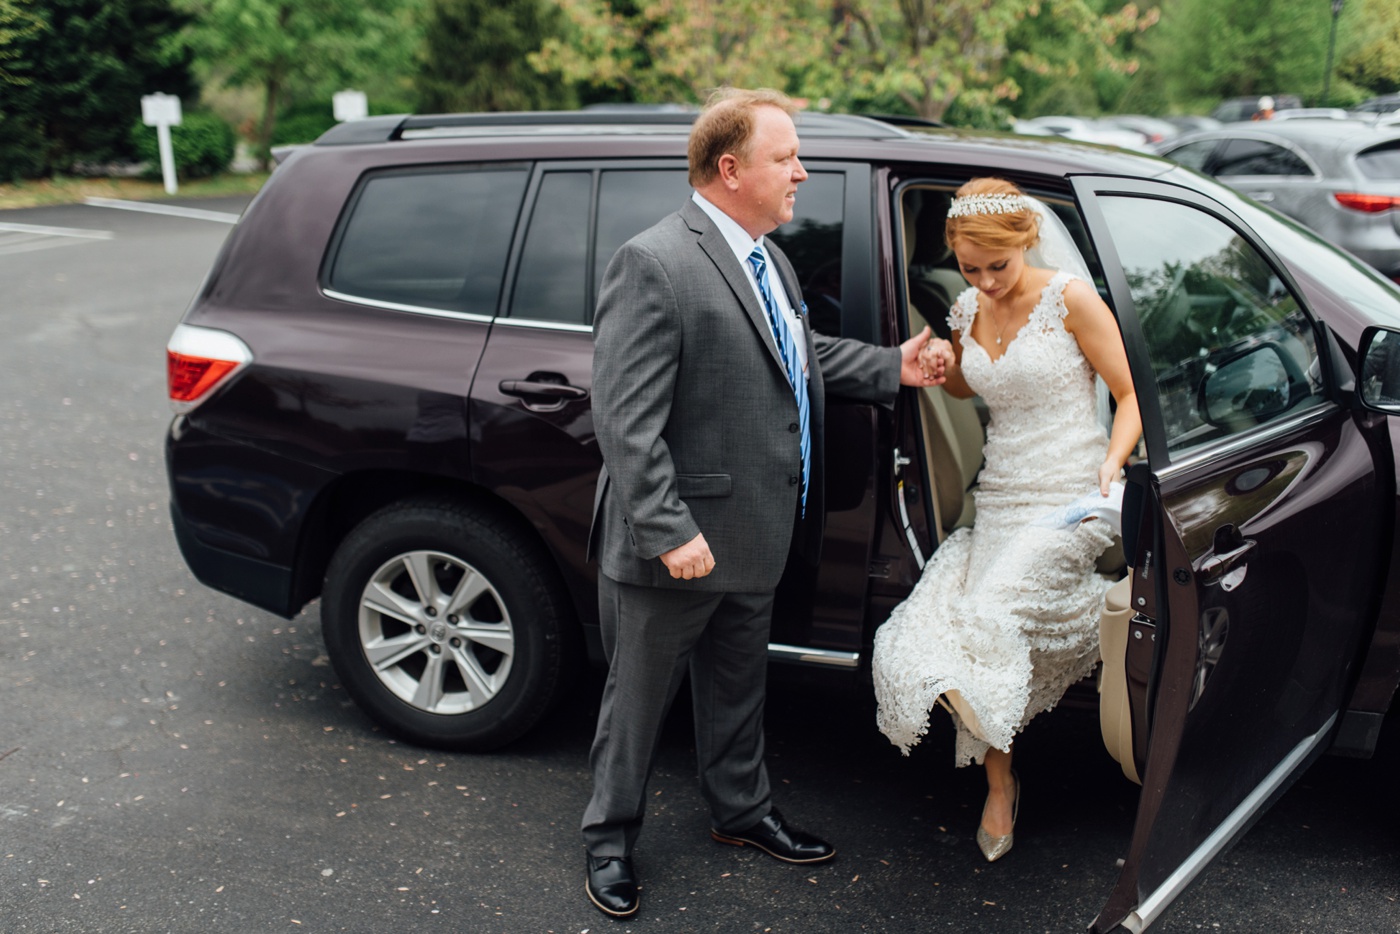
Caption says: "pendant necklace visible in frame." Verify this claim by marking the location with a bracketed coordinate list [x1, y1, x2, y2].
[990, 305, 1009, 344]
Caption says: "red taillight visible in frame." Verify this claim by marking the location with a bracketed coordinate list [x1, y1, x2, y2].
[166, 324, 252, 413]
[168, 352, 239, 402]
[1333, 192, 1400, 213]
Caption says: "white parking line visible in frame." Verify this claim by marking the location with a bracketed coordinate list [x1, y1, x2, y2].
[84, 197, 241, 224]
[0, 221, 114, 239]
[0, 222, 114, 257]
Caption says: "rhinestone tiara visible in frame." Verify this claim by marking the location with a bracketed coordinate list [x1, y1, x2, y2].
[946, 193, 1037, 218]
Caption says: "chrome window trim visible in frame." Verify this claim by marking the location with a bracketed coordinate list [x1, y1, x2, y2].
[322, 288, 495, 324]
[494, 316, 593, 334]
[1121, 712, 1336, 934]
[767, 643, 860, 668]
[1156, 402, 1336, 482]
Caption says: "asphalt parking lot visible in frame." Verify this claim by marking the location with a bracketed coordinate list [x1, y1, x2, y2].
[1, 194, 1396, 933]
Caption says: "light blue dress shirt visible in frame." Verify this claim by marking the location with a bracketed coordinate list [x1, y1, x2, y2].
[691, 191, 809, 377]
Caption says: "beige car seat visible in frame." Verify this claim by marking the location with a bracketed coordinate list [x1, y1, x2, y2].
[1098, 575, 1141, 784]
[902, 192, 986, 540]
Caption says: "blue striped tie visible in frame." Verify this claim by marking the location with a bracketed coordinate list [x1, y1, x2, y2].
[748, 246, 811, 517]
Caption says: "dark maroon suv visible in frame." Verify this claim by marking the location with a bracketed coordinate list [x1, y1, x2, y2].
[167, 111, 1400, 932]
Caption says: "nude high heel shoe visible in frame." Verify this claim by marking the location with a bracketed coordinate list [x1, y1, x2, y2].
[976, 771, 1020, 862]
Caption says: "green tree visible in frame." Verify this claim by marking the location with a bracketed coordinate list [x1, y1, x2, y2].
[0, 0, 45, 179]
[533, 0, 831, 103]
[1338, 0, 1400, 95]
[0, 0, 43, 86]
[1141, 0, 1349, 110]
[535, 0, 1153, 122]
[1003, 0, 1160, 118]
[174, 0, 422, 169]
[0, 0, 195, 178]
[824, 0, 1156, 122]
[417, 0, 575, 112]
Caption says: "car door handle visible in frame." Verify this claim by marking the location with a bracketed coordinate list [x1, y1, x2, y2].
[1198, 539, 1256, 584]
[498, 380, 589, 401]
[1250, 191, 1275, 203]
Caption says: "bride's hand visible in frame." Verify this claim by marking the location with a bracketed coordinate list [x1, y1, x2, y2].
[1097, 459, 1120, 496]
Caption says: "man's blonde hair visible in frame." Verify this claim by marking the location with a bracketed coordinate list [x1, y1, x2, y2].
[688, 87, 799, 188]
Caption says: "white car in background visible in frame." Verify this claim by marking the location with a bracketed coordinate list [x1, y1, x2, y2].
[1013, 115, 1152, 151]
[1269, 107, 1351, 122]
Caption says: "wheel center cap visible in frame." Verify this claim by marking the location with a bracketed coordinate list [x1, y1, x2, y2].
[428, 620, 449, 643]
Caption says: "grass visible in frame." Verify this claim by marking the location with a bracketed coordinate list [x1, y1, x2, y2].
[0, 172, 270, 211]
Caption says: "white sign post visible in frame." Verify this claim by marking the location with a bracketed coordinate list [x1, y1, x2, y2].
[333, 90, 369, 123]
[141, 93, 183, 195]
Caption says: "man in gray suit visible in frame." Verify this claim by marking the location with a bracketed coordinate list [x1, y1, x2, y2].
[583, 87, 950, 918]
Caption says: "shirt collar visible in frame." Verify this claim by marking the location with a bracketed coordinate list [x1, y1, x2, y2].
[691, 191, 766, 268]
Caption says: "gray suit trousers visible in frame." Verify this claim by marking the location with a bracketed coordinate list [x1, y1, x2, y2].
[581, 574, 775, 857]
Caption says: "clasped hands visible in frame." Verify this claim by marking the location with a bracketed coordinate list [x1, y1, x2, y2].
[904, 326, 955, 387]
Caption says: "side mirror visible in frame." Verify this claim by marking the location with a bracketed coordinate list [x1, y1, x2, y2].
[1357, 326, 1400, 414]
[1198, 342, 1303, 429]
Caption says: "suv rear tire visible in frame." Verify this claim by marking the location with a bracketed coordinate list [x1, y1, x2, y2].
[322, 499, 575, 750]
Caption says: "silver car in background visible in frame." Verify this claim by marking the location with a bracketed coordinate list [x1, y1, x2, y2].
[1157, 120, 1400, 282]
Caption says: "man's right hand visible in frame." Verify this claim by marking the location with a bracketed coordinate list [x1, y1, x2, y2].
[660, 533, 715, 580]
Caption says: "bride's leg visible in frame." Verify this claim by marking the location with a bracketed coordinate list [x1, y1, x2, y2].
[981, 744, 1016, 837]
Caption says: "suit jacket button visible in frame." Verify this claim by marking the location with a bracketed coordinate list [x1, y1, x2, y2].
[789, 475, 799, 486]
[789, 422, 799, 433]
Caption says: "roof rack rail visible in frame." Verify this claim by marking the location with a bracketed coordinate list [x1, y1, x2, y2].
[314, 111, 914, 145]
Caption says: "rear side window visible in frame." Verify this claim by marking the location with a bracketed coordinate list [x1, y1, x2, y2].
[327, 166, 528, 313]
[511, 171, 593, 325]
[1356, 141, 1400, 180]
[595, 170, 692, 294]
[1163, 140, 1218, 173]
[1213, 139, 1312, 177]
[767, 172, 845, 336]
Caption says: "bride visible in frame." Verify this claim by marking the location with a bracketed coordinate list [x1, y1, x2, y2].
[873, 177, 1142, 862]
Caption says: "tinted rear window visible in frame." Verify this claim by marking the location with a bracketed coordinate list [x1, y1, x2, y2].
[510, 171, 593, 325]
[767, 172, 845, 336]
[1163, 139, 1217, 173]
[327, 166, 528, 313]
[1357, 141, 1400, 180]
[1214, 138, 1312, 177]
[594, 170, 691, 296]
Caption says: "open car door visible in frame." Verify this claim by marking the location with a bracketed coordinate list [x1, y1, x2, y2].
[1072, 176, 1386, 932]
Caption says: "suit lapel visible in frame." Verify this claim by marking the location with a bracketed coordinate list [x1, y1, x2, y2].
[681, 200, 788, 376]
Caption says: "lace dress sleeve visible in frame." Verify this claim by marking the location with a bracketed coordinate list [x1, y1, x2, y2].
[946, 287, 979, 335]
[1043, 270, 1078, 324]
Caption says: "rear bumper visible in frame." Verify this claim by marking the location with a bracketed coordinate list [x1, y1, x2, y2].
[169, 497, 298, 618]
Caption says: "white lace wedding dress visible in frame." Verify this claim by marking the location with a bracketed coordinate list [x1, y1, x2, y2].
[873, 270, 1116, 766]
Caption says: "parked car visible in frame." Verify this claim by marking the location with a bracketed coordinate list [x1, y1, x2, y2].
[1269, 107, 1351, 122]
[1210, 94, 1303, 122]
[166, 109, 1400, 933]
[1013, 114, 1151, 151]
[1163, 114, 1223, 135]
[1098, 114, 1181, 144]
[1156, 121, 1400, 282]
[1354, 94, 1400, 117]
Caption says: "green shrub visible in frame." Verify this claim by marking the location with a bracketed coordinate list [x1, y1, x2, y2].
[0, 113, 46, 183]
[129, 111, 236, 179]
[271, 112, 338, 146]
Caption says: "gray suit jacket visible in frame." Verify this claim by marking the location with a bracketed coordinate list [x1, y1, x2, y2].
[590, 199, 901, 592]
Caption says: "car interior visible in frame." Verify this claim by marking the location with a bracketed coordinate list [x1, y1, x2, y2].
[895, 184, 1143, 784]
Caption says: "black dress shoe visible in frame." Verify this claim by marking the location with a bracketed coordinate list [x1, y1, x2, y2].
[711, 808, 835, 864]
[585, 854, 639, 918]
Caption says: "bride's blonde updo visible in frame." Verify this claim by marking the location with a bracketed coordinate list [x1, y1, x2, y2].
[944, 178, 1041, 252]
